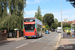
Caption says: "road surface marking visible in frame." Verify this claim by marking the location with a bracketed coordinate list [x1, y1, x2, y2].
[55, 33, 61, 50]
[15, 43, 28, 49]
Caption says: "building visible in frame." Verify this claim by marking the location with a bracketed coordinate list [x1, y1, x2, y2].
[64, 19, 67, 23]
[63, 19, 75, 24]
[71, 20, 75, 28]
[67, 21, 73, 24]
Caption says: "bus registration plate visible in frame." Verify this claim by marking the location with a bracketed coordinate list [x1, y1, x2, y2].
[29, 36, 31, 38]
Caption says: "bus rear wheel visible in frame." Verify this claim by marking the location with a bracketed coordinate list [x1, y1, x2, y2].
[41, 34, 43, 37]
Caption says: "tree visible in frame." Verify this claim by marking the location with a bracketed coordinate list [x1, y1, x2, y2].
[54, 18, 58, 24]
[0, 0, 3, 28]
[7, 0, 26, 30]
[0, 0, 26, 30]
[63, 23, 71, 28]
[67, 0, 75, 8]
[0, 0, 3, 18]
[34, 6, 42, 22]
[51, 18, 58, 29]
[0, 0, 8, 29]
[45, 25, 49, 30]
[2, 0, 8, 18]
[51, 23, 57, 29]
[58, 22, 61, 27]
[43, 13, 54, 28]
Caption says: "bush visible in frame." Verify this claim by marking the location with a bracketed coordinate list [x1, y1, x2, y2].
[63, 27, 71, 32]
[45, 25, 49, 30]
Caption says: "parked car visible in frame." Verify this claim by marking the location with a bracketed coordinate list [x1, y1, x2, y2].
[45, 30, 49, 34]
[57, 29, 61, 33]
[57, 27, 61, 33]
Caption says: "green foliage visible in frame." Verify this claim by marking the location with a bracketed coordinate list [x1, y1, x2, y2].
[45, 25, 49, 30]
[43, 13, 54, 28]
[0, 0, 26, 30]
[51, 23, 57, 29]
[63, 23, 71, 28]
[58, 22, 71, 31]
[63, 23, 71, 31]
[61, 38, 63, 39]
[34, 6, 42, 22]
[67, 0, 75, 8]
[51, 18, 58, 29]
[7, 0, 26, 30]
[8, 0, 26, 15]
[0, 0, 8, 29]
[63, 27, 71, 31]
[58, 22, 61, 27]
[54, 18, 58, 24]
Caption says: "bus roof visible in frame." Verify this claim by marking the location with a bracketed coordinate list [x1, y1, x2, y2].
[24, 17, 35, 19]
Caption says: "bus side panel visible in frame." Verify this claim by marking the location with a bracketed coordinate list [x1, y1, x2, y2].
[37, 25, 42, 37]
[35, 18, 42, 37]
[35, 23, 37, 35]
[35, 19, 38, 36]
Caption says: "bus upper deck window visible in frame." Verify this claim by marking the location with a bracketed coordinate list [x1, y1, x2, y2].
[30, 19, 33, 22]
[30, 19, 35, 22]
[24, 19, 35, 22]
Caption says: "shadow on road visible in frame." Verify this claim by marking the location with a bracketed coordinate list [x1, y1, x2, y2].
[57, 44, 75, 50]
[25, 36, 43, 39]
[0, 40, 15, 46]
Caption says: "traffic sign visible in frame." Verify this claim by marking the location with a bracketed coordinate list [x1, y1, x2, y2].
[42, 26, 45, 28]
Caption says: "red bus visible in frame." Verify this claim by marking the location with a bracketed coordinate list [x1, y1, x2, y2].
[23, 17, 43, 38]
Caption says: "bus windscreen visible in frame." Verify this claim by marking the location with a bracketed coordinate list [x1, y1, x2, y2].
[24, 24, 35, 32]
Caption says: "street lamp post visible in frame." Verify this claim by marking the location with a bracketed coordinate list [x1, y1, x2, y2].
[61, 0, 63, 38]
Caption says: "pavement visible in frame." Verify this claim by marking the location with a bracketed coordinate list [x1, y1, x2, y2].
[57, 32, 75, 50]
[63, 32, 71, 38]
[0, 37, 25, 44]
[0, 33, 45, 44]
[0, 32, 61, 50]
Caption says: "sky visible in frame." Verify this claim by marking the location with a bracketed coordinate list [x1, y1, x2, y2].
[24, 0, 75, 22]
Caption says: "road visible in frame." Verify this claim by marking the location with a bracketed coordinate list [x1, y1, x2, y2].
[0, 32, 60, 50]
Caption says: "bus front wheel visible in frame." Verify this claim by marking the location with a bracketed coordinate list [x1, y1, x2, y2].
[26, 37, 28, 39]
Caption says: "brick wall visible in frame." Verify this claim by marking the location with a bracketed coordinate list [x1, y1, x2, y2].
[0, 30, 7, 41]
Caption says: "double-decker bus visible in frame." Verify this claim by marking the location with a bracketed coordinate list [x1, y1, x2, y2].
[23, 17, 43, 38]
